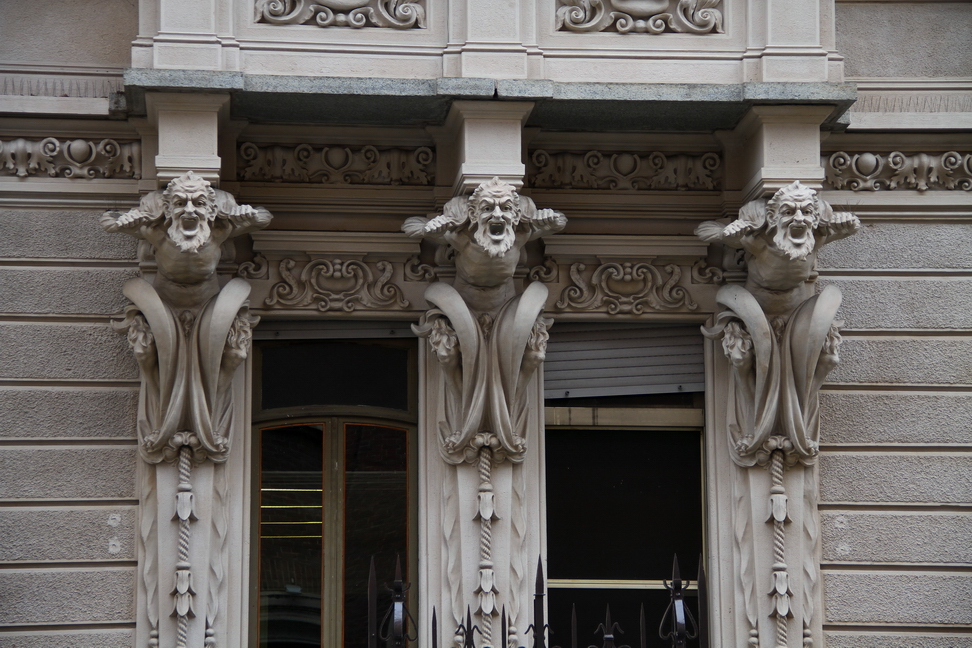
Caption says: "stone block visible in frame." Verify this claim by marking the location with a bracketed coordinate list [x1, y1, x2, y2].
[0, 267, 138, 315]
[817, 223, 972, 271]
[825, 572, 972, 625]
[0, 630, 135, 648]
[0, 568, 135, 624]
[828, 337, 972, 385]
[0, 447, 137, 500]
[0, 210, 136, 260]
[825, 632, 972, 648]
[820, 278, 972, 330]
[0, 507, 137, 561]
[0, 388, 137, 439]
[837, 3, 972, 78]
[822, 511, 972, 564]
[0, 323, 137, 380]
[819, 453, 972, 504]
[820, 392, 972, 445]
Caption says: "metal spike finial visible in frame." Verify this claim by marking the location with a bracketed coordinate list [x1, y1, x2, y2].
[368, 557, 378, 648]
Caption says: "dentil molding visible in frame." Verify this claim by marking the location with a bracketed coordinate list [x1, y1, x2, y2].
[825, 151, 972, 192]
[1, 137, 141, 179]
[556, 0, 724, 34]
[254, 0, 426, 28]
[528, 149, 721, 190]
[238, 142, 434, 185]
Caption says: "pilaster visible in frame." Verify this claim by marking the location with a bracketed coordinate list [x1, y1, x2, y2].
[146, 93, 230, 188]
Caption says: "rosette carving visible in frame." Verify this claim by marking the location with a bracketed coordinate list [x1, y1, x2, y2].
[265, 258, 408, 312]
[555, 261, 698, 314]
[556, 0, 723, 34]
[255, 0, 425, 29]
[826, 151, 972, 192]
[529, 150, 720, 190]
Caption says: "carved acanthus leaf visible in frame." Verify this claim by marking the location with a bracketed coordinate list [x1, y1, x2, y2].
[404, 255, 436, 282]
[556, 0, 724, 34]
[527, 257, 558, 283]
[0, 137, 141, 179]
[238, 143, 434, 185]
[255, 0, 426, 29]
[237, 254, 270, 280]
[529, 150, 721, 190]
[825, 151, 972, 192]
[265, 258, 408, 312]
[691, 258, 724, 284]
[554, 262, 698, 314]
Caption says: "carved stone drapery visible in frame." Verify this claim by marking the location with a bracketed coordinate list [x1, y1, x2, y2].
[556, 0, 724, 34]
[529, 149, 721, 190]
[255, 0, 426, 29]
[1, 137, 141, 179]
[697, 181, 859, 648]
[103, 172, 271, 648]
[825, 151, 972, 192]
[238, 142, 434, 185]
[404, 179, 565, 647]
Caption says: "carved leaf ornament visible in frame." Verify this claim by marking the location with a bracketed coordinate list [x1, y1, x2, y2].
[239, 143, 434, 185]
[265, 258, 408, 312]
[555, 261, 698, 314]
[826, 151, 972, 192]
[255, 0, 426, 28]
[556, 0, 724, 34]
[530, 150, 721, 190]
[0, 137, 140, 179]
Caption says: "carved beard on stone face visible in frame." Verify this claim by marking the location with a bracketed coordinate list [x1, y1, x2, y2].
[769, 191, 820, 261]
[163, 179, 217, 253]
[471, 185, 520, 259]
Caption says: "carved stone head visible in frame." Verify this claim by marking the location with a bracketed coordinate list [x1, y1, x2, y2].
[162, 171, 219, 253]
[765, 181, 821, 261]
[468, 177, 522, 258]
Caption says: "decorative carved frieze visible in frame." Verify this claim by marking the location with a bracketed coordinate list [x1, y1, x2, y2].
[0, 74, 123, 98]
[255, 0, 426, 29]
[238, 142, 434, 185]
[0, 137, 140, 179]
[529, 150, 721, 190]
[264, 258, 409, 312]
[825, 151, 972, 192]
[554, 261, 698, 314]
[556, 0, 724, 34]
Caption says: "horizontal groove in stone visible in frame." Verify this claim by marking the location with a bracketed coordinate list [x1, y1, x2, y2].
[822, 563, 972, 573]
[0, 438, 136, 447]
[0, 560, 137, 570]
[0, 379, 139, 388]
[0, 499, 138, 507]
[820, 443, 972, 453]
[822, 383, 972, 393]
[0, 259, 136, 267]
[819, 503, 972, 512]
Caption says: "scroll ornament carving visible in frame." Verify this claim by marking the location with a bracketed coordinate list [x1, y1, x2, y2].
[530, 150, 720, 190]
[1, 137, 140, 179]
[102, 171, 272, 648]
[255, 0, 425, 29]
[826, 151, 972, 192]
[264, 257, 408, 312]
[697, 181, 859, 648]
[404, 178, 565, 644]
[555, 261, 698, 314]
[239, 142, 434, 185]
[556, 0, 724, 34]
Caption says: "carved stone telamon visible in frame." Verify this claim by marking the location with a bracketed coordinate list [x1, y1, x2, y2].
[697, 181, 859, 648]
[404, 178, 566, 647]
[102, 171, 272, 648]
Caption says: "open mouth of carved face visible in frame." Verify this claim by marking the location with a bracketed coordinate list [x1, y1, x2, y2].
[787, 221, 809, 245]
[180, 214, 201, 238]
[488, 220, 508, 240]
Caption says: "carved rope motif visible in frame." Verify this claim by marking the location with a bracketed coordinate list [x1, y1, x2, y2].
[556, 0, 723, 34]
[265, 258, 409, 312]
[255, 0, 425, 29]
[825, 151, 972, 192]
[555, 262, 698, 314]
[529, 150, 721, 190]
[238, 143, 434, 185]
[0, 137, 141, 179]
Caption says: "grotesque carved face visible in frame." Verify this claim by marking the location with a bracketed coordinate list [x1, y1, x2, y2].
[767, 181, 820, 261]
[162, 171, 218, 253]
[470, 178, 520, 258]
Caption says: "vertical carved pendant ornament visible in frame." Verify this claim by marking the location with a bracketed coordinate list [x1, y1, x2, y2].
[697, 182, 859, 648]
[404, 178, 565, 647]
[103, 172, 272, 648]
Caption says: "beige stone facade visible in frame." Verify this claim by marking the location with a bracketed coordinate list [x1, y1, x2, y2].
[1, 1, 970, 647]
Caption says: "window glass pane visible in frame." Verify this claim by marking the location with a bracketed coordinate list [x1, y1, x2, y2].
[343, 424, 409, 648]
[545, 429, 703, 580]
[260, 424, 324, 648]
[261, 341, 409, 411]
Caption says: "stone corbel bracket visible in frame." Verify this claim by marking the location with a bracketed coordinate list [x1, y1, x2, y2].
[535, 234, 719, 317]
[246, 231, 424, 316]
